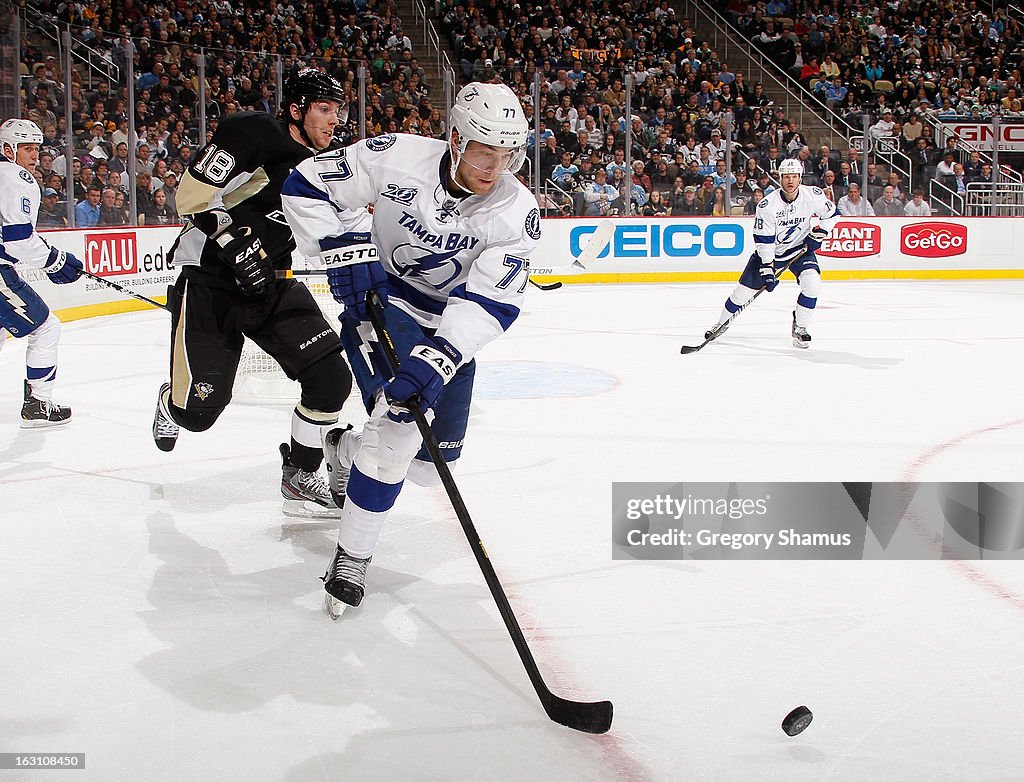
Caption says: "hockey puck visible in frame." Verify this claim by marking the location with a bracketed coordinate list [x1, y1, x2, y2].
[781, 705, 813, 736]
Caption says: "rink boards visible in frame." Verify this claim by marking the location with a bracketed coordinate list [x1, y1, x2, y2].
[28, 217, 1024, 322]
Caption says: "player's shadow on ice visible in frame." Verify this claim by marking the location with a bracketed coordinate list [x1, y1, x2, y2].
[136, 512, 583, 756]
[0, 426, 53, 479]
[735, 343, 902, 370]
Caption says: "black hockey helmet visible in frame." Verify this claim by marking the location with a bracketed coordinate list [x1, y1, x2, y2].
[282, 68, 346, 116]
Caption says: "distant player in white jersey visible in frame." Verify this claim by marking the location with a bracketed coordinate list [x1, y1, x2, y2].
[282, 81, 538, 615]
[0, 119, 84, 426]
[705, 157, 838, 348]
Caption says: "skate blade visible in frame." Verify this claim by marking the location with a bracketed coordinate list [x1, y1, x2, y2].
[324, 591, 348, 620]
[20, 417, 72, 429]
[792, 338, 811, 350]
[281, 499, 342, 519]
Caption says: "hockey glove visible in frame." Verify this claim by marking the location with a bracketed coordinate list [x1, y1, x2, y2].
[759, 263, 779, 292]
[215, 228, 274, 296]
[322, 242, 388, 322]
[384, 337, 462, 423]
[805, 225, 830, 252]
[44, 248, 84, 285]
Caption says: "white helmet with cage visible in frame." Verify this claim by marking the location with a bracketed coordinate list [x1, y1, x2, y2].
[778, 157, 803, 176]
[449, 82, 529, 181]
[0, 118, 44, 161]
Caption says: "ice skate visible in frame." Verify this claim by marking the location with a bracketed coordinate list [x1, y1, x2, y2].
[322, 424, 356, 508]
[20, 380, 71, 429]
[152, 382, 180, 451]
[280, 442, 341, 518]
[792, 311, 811, 349]
[704, 320, 730, 341]
[322, 544, 371, 619]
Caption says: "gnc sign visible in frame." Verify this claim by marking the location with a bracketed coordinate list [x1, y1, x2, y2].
[945, 123, 1024, 152]
[900, 222, 967, 257]
[819, 222, 880, 258]
[85, 232, 138, 275]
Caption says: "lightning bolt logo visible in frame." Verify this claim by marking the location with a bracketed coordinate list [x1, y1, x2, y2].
[0, 280, 31, 323]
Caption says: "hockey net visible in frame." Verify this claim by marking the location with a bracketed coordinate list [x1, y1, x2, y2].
[232, 270, 343, 405]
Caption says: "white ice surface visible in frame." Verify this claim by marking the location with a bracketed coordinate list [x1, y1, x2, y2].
[2, 280, 1023, 781]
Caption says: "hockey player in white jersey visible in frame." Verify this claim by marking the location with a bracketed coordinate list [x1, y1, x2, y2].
[704, 157, 838, 348]
[281, 81, 538, 615]
[0, 118, 84, 426]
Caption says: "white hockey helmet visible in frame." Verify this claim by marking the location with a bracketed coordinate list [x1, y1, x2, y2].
[0, 118, 44, 160]
[449, 82, 529, 178]
[778, 157, 803, 176]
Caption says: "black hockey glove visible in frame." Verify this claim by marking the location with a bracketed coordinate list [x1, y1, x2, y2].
[217, 227, 274, 295]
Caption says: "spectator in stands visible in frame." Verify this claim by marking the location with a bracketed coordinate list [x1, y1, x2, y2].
[75, 184, 102, 227]
[934, 151, 958, 180]
[873, 185, 905, 216]
[141, 188, 178, 225]
[837, 183, 875, 216]
[712, 159, 736, 189]
[904, 188, 932, 216]
[698, 174, 716, 204]
[584, 169, 617, 215]
[869, 109, 896, 140]
[632, 161, 653, 194]
[865, 163, 885, 200]
[964, 151, 984, 180]
[821, 169, 843, 204]
[99, 188, 128, 226]
[37, 187, 67, 228]
[814, 145, 839, 180]
[744, 187, 765, 215]
[642, 189, 670, 216]
[886, 172, 906, 202]
[945, 163, 970, 195]
[707, 185, 730, 216]
[551, 151, 579, 189]
[109, 142, 130, 175]
[673, 184, 703, 215]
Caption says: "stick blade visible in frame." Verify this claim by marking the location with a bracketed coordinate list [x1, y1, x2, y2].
[679, 343, 705, 354]
[544, 695, 614, 734]
[575, 219, 615, 269]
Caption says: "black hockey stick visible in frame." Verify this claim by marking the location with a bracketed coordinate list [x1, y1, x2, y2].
[529, 278, 562, 291]
[366, 297, 613, 734]
[679, 252, 801, 355]
[81, 270, 169, 311]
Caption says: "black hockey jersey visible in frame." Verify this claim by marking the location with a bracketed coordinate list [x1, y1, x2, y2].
[169, 112, 314, 288]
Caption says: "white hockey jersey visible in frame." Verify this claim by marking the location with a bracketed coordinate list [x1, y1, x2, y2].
[282, 133, 541, 363]
[752, 185, 839, 264]
[0, 158, 57, 270]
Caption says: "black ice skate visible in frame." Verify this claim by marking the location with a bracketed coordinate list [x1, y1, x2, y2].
[280, 442, 341, 518]
[322, 424, 356, 508]
[20, 380, 71, 429]
[152, 382, 180, 451]
[792, 311, 811, 349]
[322, 543, 372, 619]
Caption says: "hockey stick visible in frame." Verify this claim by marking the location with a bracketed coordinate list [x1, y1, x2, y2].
[528, 219, 615, 280]
[366, 296, 613, 734]
[529, 278, 563, 291]
[679, 251, 802, 355]
[81, 270, 169, 311]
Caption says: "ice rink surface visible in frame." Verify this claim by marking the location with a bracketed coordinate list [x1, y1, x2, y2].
[2, 279, 1023, 781]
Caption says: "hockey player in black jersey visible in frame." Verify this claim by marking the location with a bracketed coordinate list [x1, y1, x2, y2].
[152, 69, 354, 518]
